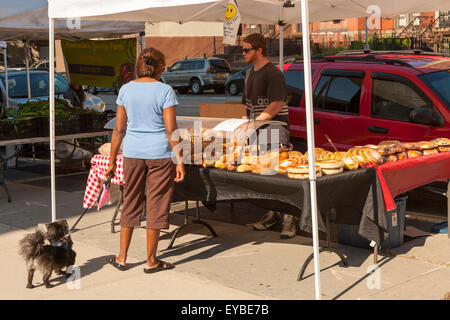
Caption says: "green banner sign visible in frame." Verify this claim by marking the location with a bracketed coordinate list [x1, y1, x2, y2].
[61, 38, 136, 89]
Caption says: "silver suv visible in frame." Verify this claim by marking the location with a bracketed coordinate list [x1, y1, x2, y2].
[161, 58, 232, 94]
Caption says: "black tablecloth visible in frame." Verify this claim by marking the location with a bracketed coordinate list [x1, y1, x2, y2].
[173, 166, 388, 243]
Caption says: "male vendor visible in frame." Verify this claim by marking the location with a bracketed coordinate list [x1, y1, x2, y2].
[241, 33, 298, 239]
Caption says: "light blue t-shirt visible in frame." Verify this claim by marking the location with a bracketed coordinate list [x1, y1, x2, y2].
[116, 81, 179, 159]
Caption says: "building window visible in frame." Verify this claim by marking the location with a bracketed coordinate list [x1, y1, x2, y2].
[398, 14, 406, 27]
[413, 13, 420, 26]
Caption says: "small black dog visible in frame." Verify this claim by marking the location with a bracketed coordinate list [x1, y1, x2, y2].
[19, 220, 76, 289]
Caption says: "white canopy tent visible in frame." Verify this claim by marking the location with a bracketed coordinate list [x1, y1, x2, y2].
[0, 0, 145, 101]
[0, 0, 145, 41]
[48, 0, 450, 300]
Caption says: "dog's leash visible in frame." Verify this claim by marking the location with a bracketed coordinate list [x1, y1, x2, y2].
[70, 173, 114, 232]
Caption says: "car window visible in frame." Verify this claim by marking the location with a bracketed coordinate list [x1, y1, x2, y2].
[0, 73, 69, 98]
[284, 69, 310, 107]
[171, 62, 183, 71]
[313, 75, 362, 114]
[180, 61, 192, 70]
[210, 59, 232, 73]
[372, 78, 430, 122]
[191, 61, 205, 70]
[419, 70, 450, 110]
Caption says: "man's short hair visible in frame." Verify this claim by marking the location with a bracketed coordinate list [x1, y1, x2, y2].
[243, 33, 267, 56]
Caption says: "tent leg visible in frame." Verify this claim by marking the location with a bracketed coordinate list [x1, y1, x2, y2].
[164, 200, 217, 250]
[297, 209, 348, 281]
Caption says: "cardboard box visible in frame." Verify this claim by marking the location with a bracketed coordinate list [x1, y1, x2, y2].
[199, 104, 246, 119]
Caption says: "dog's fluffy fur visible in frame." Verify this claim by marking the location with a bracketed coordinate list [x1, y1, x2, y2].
[18, 220, 76, 289]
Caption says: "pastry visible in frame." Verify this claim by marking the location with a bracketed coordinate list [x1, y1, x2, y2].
[432, 138, 450, 147]
[404, 142, 420, 150]
[396, 151, 408, 160]
[422, 148, 438, 156]
[418, 141, 437, 150]
[276, 159, 293, 174]
[438, 146, 450, 152]
[287, 164, 321, 179]
[288, 151, 303, 158]
[361, 148, 383, 165]
[378, 140, 401, 146]
[407, 150, 422, 158]
[333, 152, 348, 160]
[237, 164, 253, 173]
[317, 160, 344, 175]
[342, 156, 359, 170]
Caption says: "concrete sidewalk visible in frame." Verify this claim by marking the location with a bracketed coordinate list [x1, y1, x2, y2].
[0, 169, 449, 300]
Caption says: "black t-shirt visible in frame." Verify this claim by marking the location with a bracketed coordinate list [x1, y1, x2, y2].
[241, 62, 289, 125]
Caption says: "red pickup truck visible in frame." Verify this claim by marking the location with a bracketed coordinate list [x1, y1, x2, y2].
[283, 51, 450, 151]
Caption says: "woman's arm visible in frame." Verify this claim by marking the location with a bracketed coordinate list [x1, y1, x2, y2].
[105, 105, 127, 177]
[163, 105, 185, 183]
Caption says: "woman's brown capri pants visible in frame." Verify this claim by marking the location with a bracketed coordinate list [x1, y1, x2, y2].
[120, 157, 176, 230]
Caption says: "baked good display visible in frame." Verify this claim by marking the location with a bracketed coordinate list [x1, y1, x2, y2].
[316, 160, 344, 175]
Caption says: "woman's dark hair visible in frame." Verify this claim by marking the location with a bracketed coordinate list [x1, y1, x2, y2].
[136, 47, 166, 79]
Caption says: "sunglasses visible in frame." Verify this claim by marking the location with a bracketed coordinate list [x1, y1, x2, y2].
[242, 47, 257, 54]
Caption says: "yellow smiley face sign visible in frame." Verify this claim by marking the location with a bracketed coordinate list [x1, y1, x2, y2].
[225, 3, 237, 21]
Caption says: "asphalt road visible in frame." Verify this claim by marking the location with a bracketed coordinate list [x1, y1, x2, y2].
[98, 90, 242, 117]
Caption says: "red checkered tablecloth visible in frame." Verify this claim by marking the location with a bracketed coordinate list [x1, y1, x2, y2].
[83, 154, 125, 208]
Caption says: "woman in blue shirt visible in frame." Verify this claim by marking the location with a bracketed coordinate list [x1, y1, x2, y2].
[106, 47, 184, 273]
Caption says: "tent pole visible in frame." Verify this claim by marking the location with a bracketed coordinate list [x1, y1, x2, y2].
[3, 47, 9, 109]
[24, 41, 31, 100]
[49, 18, 56, 222]
[301, 0, 321, 300]
[279, 21, 284, 71]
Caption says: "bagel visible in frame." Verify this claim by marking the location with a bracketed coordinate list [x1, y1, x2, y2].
[438, 146, 450, 152]
[407, 150, 422, 158]
[422, 148, 438, 156]
[316, 160, 344, 170]
[322, 167, 344, 175]
[418, 141, 437, 150]
[432, 138, 450, 147]
[214, 160, 228, 170]
[348, 148, 369, 167]
[287, 170, 322, 180]
[394, 143, 406, 153]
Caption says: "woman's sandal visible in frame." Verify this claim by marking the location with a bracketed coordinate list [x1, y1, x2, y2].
[143, 260, 175, 274]
[107, 256, 128, 271]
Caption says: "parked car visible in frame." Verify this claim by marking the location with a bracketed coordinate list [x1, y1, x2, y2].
[225, 65, 252, 96]
[160, 57, 232, 94]
[283, 51, 450, 151]
[86, 86, 118, 95]
[0, 69, 105, 109]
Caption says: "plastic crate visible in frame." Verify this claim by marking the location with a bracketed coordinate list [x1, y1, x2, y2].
[80, 113, 107, 132]
[337, 195, 408, 249]
[39, 115, 81, 136]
